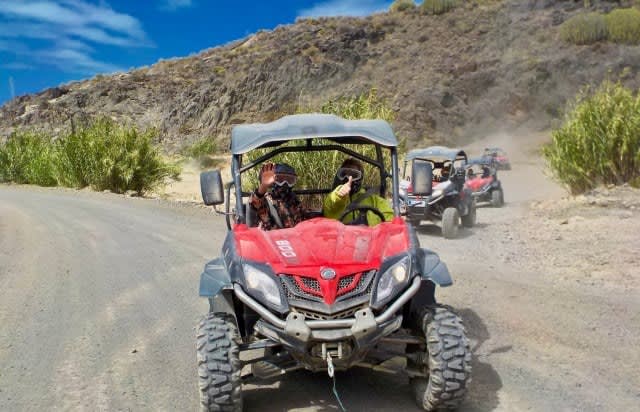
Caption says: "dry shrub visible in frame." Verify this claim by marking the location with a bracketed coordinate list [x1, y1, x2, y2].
[421, 0, 458, 15]
[606, 8, 640, 44]
[560, 12, 607, 45]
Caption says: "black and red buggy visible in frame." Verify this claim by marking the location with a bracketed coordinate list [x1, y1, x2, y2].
[481, 147, 511, 170]
[197, 114, 472, 411]
[464, 158, 505, 207]
[400, 147, 476, 239]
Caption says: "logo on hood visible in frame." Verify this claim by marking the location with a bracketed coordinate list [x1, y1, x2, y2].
[320, 268, 336, 280]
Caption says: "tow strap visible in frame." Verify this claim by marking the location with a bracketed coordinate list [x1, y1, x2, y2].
[326, 353, 347, 412]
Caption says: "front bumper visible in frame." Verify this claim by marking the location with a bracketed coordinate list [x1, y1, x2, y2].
[233, 277, 422, 370]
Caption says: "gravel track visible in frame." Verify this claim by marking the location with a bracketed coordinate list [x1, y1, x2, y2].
[1, 140, 638, 411]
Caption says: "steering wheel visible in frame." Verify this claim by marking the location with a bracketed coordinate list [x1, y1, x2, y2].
[338, 205, 386, 225]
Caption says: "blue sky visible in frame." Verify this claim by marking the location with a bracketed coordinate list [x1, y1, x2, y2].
[0, 0, 395, 105]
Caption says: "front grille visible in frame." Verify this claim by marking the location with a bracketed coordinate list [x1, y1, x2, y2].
[281, 275, 323, 302]
[336, 270, 375, 302]
[300, 277, 321, 293]
[279, 270, 376, 304]
[338, 275, 355, 292]
[291, 305, 365, 320]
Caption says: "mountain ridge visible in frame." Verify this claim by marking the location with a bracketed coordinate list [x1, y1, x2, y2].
[1, 1, 639, 151]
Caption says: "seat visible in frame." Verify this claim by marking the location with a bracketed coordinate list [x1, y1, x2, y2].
[245, 202, 259, 227]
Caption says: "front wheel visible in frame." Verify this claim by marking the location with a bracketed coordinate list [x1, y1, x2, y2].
[411, 307, 472, 411]
[461, 202, 476, 228]
[491, 189, 504, 207]
[441, 207, 460, 239]
[196, 313, 242, 412]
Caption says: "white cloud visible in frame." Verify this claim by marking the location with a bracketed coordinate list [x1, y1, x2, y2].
[158, 0, 193, 11]
[38, 48, 123, 73]
[298, 0, 393, 18]
[0, 0, 151, 74]
[3, 62, 35, 70]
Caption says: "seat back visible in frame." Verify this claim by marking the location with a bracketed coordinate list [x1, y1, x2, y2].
[245, 201, 259, 227]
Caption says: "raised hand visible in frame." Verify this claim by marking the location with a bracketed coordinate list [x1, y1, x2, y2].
[258, 162, 275, 194]
[337, 176, 352, 198]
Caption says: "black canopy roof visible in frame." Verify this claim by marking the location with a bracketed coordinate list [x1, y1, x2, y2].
[230, 114, 398, 154]
[404, 146, 467, 162]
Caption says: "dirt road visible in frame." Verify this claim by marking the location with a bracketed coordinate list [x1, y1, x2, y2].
[1, 138, 638, 411]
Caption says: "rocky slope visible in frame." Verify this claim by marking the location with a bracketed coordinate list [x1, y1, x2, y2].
[1, 0, 639, 151]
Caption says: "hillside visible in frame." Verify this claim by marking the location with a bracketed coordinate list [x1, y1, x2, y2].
[1, 0, 639, 151]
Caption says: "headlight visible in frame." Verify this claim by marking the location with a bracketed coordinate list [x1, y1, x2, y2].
[373, 255, 411, 308]
[243, 264, 282, 308]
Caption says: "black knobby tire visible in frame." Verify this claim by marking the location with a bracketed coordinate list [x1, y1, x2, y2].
[196, 313, 242, 412]
[491, 189, 504, 207]
[411, 307, 472, 411]
[441, 207, 460, 239]
[461, 202, 476, 228]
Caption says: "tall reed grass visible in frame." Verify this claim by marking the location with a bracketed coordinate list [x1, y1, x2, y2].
[543, 82, 640, 194]
[0, 118, 180, 195]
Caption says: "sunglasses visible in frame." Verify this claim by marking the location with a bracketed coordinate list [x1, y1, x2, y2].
[274, 173, 297, 187]
[337, 167, 362, 181]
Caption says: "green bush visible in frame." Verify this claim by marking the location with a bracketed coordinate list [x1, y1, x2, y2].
[421, 0, 457, 15]
[0, 119, 181, 195]
[243, 89, 396, 206]
[0, 131, 57, 186]
[560, 12, 608, 45]
[606, 8, 640, 44]
[58, 118, 180, 194]
[543, 82, 640, 194]
[180, 137, 216, 158]
[389, 0, 415, 12]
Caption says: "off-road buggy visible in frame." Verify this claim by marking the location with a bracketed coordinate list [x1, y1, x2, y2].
[400, 147, 476, 239]
[197, 114, 471, 411]
[464, 158, 504, 207]
[481, 147, 511, 170]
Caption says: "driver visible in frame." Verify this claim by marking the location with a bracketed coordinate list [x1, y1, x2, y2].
[323, 158, 393, 226]
[440, 166, 450, 182]
[250, 162, 304, 230]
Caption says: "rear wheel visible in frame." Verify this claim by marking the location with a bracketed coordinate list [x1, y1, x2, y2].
[441, 207, 460, 239]
[461, 202, 476, 228]
[411, 307, 472, 411]
[491, 189, 504, 207]
[196, 313, 242, 412]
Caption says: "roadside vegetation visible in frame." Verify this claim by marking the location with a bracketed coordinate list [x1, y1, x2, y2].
[543, 81, 640, 194]
[180, 136, 221, 168]
[421, 0, 458, 15]
[243, 89, 397, 202]
[0, 118, 180, 195]
[561, 7, 640, 45]
[389, 0, 416, 13]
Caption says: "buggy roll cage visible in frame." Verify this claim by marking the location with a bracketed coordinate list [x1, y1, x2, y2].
[221, 114, 402, 230]
[224, 140, 400, 229]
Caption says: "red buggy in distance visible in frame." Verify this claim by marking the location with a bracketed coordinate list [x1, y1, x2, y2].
[464, 158, 505, 207]
[197, 114, 471, 411]
[482, 147, 511, 170]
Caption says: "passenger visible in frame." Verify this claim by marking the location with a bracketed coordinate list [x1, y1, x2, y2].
[467, 168, 475, 180]
[323, 158, 394, 226]
[250, 162, 304, 230]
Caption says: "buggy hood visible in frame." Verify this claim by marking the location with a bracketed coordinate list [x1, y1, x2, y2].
[233, 217, 409, 277]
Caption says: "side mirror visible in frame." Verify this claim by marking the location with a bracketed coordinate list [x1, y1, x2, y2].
[200, 170, 224, 206]
[411, 160, 433, 196]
